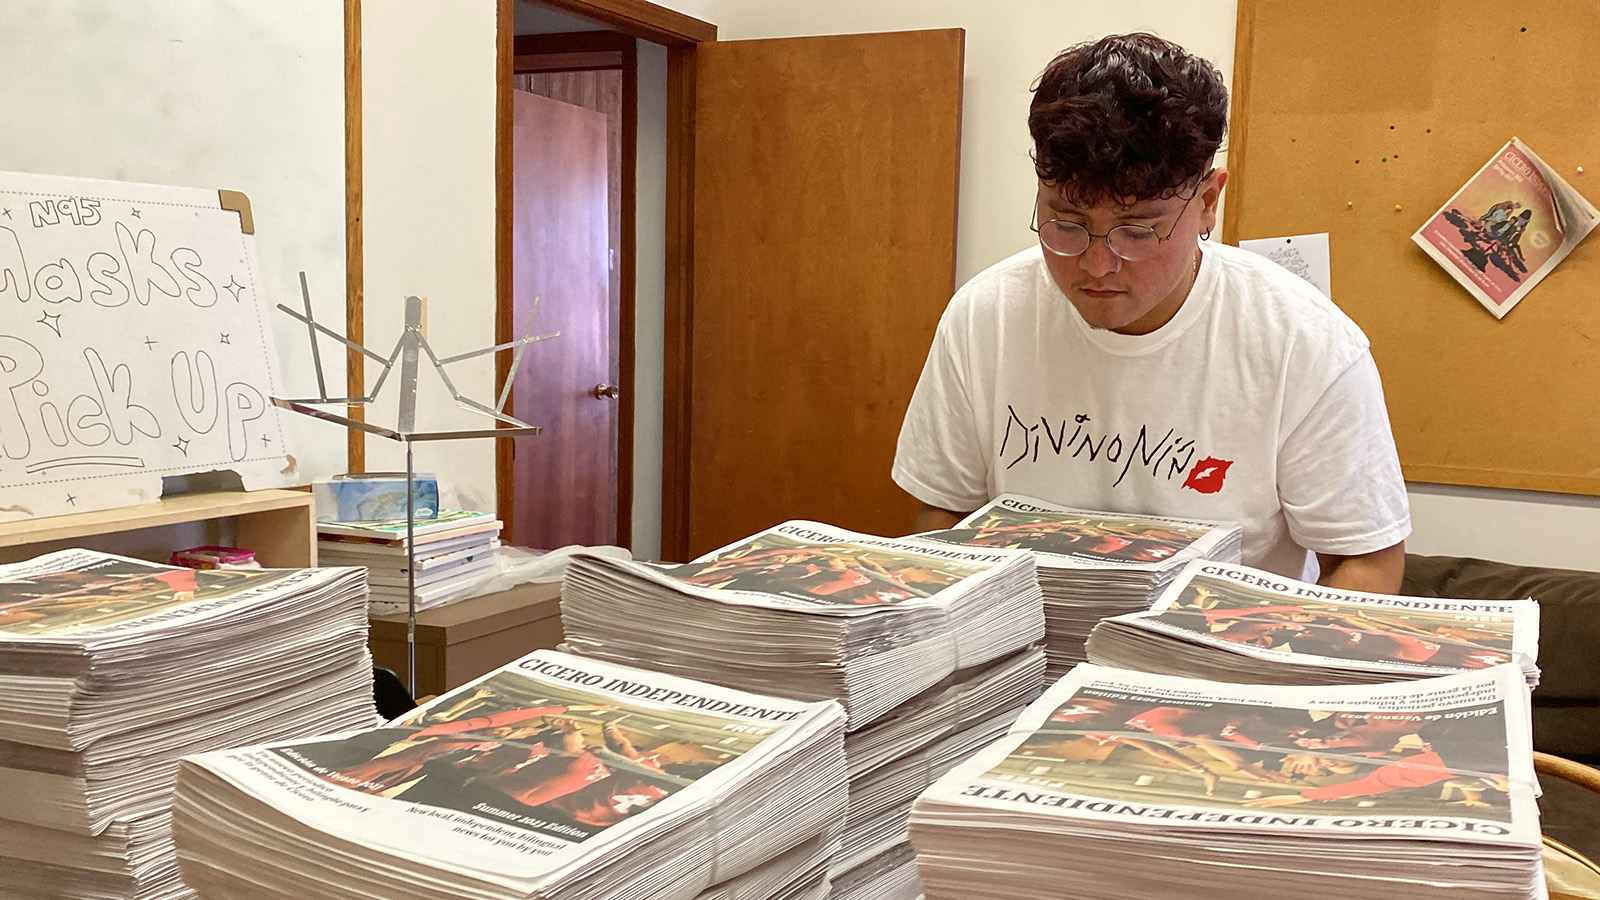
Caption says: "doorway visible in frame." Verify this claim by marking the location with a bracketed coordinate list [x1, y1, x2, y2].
[499, 6, 636, 551]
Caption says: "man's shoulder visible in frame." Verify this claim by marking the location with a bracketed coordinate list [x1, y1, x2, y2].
[952, 245, 1051, 304]
[1206, 242, 1369, 351]
[940, 245, 1053, 326]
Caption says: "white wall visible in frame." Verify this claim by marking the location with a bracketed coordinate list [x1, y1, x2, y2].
[361, 3, 501, 512]
[0, 0, 348, 487]
[1405, 484, 1600, 571]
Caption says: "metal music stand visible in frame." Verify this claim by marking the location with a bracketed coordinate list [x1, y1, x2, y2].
[271, 275, 557, 695]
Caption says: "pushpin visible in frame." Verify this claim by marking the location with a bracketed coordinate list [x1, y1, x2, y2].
[1580, 166, 1586, 174]
[1347, 201, 1354, 208]
[1394, 204, 1403, 212]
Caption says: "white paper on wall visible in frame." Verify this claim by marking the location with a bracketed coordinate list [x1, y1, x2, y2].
[0, 170, 295, 522]
[1237, 232, 1333, 299]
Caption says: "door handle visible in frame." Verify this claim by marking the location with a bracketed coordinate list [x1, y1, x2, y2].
[593, 383, 621, 400]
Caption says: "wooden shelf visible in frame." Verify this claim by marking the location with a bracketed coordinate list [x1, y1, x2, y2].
[0, 489, 317, 568]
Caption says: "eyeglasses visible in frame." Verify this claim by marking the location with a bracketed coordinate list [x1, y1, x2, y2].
[1030, 172, 1212, 262]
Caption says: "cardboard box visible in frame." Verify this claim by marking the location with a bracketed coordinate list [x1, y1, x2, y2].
[368, 580, 563, 698]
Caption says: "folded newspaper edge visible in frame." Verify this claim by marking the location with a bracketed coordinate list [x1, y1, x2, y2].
[909, 493, 1241, 571]
[177, 649, 846, 893]
[0, 548, 366, 646]
[1095, 558, 1540, 678]
[572, 520, 1036, 617]
[914, 662, 1540, 846]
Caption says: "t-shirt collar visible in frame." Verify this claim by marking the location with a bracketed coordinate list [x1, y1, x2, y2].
[1048, 244, 1219, 356]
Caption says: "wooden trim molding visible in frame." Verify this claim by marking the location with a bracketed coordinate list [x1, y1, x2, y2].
[1219, 0, 1255, 246]
[513, 50, 625, 72]
[495, 0, 517, 530]
[616, 37, 638, 550]
[344, 0, 365, 473]
[514, 30, 635, 56]
[659, 42, 696, 562]
[530, 0, 714, 47]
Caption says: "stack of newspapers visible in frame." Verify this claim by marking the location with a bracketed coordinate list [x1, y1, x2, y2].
[317, 509, 501, 614]
[1086, 559, 1542, 687]
[909, 664, 1544, 900]
[0, 549, 377, 900]
[560, 521, 1047, 899]
[913, 495, 1240, 677]
[830, 646, 1045, 898]
[561, 521, 1042, 728]
[172, 650, 848, 900]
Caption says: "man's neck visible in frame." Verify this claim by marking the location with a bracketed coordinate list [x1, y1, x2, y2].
[1113, 246, 1205, 336]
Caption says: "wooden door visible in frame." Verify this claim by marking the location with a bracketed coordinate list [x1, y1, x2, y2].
[675, 29, 965, 559]
[509, 89, 617, 549]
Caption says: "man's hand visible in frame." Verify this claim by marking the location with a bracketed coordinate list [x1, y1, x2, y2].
[1315, 541, 1406, 594]
[911, 503, 967, 534]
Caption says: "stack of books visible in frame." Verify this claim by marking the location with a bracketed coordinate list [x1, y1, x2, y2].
[913, 494, 1241, 677]
[0, 549, 378, 900]
[560, 520, 1048, 898]
[909, 663, 1544, 900]
[1085, 559, 1542, 686]
[172, 650, 848, 900]
[317, 509, 501, 614]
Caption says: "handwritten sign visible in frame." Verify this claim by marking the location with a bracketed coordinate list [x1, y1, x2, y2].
[0, 170, 294, 521]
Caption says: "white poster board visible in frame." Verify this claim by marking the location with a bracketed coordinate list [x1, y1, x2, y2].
[0, 170, 295, 521]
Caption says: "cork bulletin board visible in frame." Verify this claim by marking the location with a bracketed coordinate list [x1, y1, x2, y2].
[1221, 0, 1600, 495]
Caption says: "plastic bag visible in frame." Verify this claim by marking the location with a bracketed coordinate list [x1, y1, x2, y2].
[456, 543, 632, 601]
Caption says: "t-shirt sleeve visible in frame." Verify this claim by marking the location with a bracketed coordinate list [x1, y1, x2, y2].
[891, 307, 991, 514]
[1277, 351, 1412, 556]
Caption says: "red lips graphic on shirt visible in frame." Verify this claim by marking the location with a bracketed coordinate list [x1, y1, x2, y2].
[1182, 457, 1233, 494]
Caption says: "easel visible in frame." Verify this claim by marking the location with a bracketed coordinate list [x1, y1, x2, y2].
[272, 278, 556, 695]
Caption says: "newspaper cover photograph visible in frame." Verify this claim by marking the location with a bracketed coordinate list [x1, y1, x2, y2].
[915, 494, 1236, 569]
[0, 550, 338, 639]
[1413, 136, 1600, 318]
[1086, 560, 1540, 686]
[275, 665, 782, 843]
[174, 648, 847, 900]
[915, 663, 1539, 841]
[664, 529, 991, 608]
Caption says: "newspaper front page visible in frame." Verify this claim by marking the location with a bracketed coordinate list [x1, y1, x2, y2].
[1097, 559, 1539, 680]
[913, 494, 1237, 571]
[918, 663, 1539, 845]
[179, 650, 845, 892]
[0, 549, 359, 646]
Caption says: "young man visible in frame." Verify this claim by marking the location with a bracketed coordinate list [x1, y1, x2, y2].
[892, 33, 1410, 592]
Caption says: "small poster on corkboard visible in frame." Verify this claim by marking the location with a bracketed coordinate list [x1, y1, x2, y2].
[1412, 138, 1600, 319]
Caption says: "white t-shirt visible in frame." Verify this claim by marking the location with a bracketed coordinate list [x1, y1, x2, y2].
[892, 242, 1411, 580]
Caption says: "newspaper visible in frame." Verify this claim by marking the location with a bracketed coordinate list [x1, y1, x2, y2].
[0, 549, 356, 646]
[915, 663, 1539, 845]
[913, 494, 1239, 571]
[622, 521, 1032, 616]
[1413, 137, 1600, 319]
[174, 650, 847, 898]
[561, 521, 1042, 727]
[1089, 559, 1540, 684]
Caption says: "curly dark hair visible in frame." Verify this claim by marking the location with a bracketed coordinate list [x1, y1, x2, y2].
[1029, 33, 1228, 207]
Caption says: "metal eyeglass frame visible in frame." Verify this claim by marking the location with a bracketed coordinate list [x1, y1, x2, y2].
[1030, 170, 1214, 262]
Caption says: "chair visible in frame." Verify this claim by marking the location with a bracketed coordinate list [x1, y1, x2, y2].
[1539, 751, 1600, 900]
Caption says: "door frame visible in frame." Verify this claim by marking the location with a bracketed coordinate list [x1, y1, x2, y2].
[343, 0, 713, 558]
[502, 29, 638, 549]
